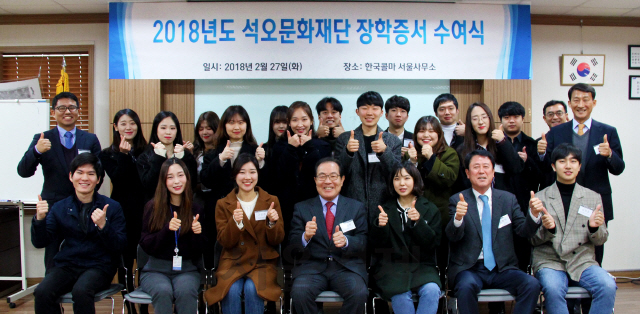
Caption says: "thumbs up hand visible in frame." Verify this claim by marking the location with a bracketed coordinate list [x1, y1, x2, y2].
[169, 211, 181, 231]
[192, 214, 201, 234]
[492, 125, 506, 142]
[407, 142, 418, 163]
[407, 199, 420, 221]
[347, 130, 359, 153]
[333, 225, 346, 248]
[589, 205, 605, 228]
[287, 131, 301, 147]
[304, 216, 317, 242]
[529, 191, 544, 217]
[541, 207, 555, 230]
[455, 193, 468, 221]
[36, 132, 52, 154]
[220, 140, 234, 161]
[300, 130, 313, 146]
[332, 123, 345, 138]
[233, 202, 244, 224]
[267, 202, 279, 222]
[455, 120, 466, 136]
[91, 204, 109, 230]
[538, 133, 547, 154]
[119, 135, 132, 154]
[599, 135, 611, 157]
[317, 117, 330, 138]
[36, 195, 48, 221]
[421, 142, 433, 159]
[255, 142, 265, 161]
[518, 146, 528, 162]
[371, 132, 387, 153]
[377, 205, 388, 227]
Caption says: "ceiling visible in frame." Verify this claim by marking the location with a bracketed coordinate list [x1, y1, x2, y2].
[1, 0, 640, 17]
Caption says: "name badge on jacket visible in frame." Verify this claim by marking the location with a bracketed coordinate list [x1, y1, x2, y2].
[498, 214, 511, 228]
[368, 153, 380, 163]
[339, 220, 356, 233]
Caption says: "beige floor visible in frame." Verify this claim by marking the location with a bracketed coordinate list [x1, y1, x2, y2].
[2, 282, 639, 313]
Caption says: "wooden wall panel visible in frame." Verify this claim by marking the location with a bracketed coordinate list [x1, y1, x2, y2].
[482, 79, 532, 135]
[162, 80, 195, 143]
[450, 80, 483, 123]
[109, 79, 161, 143]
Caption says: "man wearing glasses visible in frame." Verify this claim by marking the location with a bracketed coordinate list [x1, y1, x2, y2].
[537, 100, 569, 190]
[18, 92, 101, 270]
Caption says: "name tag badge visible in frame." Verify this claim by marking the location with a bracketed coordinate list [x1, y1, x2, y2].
[498, 214, 511, 228]
[254, 210, 268, 221]
[593, 144, 601, 155]
[494, 164, 505, 174]
[578, 206, 593, 218]
[339, 219, 356, 233]
[368, 153, 380, 163]
[403, 138, 414, 148]
[78, 149, 91, 155]
[172, 255, 182, 271]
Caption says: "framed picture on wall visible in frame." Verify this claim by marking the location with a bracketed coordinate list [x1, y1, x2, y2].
[630, 76, 640, 100]
[560, 54, 605, 86]
[629, 45, 640, 69]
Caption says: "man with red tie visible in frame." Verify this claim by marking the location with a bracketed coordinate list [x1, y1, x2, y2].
[289, 157, 369, 314]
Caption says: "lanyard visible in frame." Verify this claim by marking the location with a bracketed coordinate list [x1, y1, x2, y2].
[174, 227, 180, 256]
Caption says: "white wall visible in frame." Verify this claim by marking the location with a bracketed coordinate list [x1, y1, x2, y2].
[0, 23, 110, 277]
[531, 25, 640, 271]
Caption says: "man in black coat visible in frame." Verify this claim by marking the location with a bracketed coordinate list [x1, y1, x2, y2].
[18, 92, 101, 270]
[497, 101, 542, 271]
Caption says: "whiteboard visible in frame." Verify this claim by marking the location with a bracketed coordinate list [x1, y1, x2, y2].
[0, 99, 50, 202]
[195, 79, 450, 143]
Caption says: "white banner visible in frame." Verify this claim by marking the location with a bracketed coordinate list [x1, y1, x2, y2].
[109, 2, 531, 80]
[0, 78, 42, 100]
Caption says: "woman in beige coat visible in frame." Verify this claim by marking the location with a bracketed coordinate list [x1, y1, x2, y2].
[204, 153, 284, 313]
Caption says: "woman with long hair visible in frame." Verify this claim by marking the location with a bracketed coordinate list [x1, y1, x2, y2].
[193, 111, 220, 207]
[99, 109, 147, 314]
[137, 111, 198, 203]
[200, 105, 265, 202]
[272, 101, 331, 232]
[139, 158, 205, 314]
[204, 153, 284, 314]
[370, 162, 442, 314]
[457, 103, 524, 190]
[260, 105, 288, 195]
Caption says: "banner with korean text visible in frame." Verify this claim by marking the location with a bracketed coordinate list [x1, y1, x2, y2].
[109, 2, 531, 79]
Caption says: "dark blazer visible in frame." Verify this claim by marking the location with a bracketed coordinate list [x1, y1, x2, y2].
[541, 120, 624, 220]
[457, 139, 525, 191]
[369, 196, 441, 300]
[445, 188, 540, 286]
[272, 138, 332, 232]
[99, 148, 146, 257]
[449, 134, 465, 151]
[136, 147, 198, 203]
[31, 193, 126, 275]
[335, 125, 402, 215]
[385, 128, 414, 146]
[18, 127, 101, 205]
[289, 195, 368, 282]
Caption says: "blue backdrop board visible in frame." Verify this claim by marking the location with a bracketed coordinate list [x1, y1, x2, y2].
[195, 79, 449, 144]
[109, 2, 531, 80]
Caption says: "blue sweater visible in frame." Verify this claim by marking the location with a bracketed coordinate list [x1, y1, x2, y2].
[31, 193, 127, 275]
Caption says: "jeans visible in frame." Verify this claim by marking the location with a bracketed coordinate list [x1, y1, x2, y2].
[536, 266, 617, 314]
[34, 266, 112, 314]
[221, 277, 265, 314]
[390, 282, 440, 314]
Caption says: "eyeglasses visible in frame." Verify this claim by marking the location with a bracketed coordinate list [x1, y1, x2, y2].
[316, 173, 340, 181]
[545, 111, 565, 118]
[55, 105, 78, 112]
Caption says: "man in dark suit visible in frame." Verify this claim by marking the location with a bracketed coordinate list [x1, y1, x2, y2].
[497, 101, 542, 271]
[537, 100, 570, 190]
[384, 95, 414, 154]
[18, 92, 101, 270]
[289, 157, 369, 314]
[446, 150, 541, 314]
[335, 91, 401, 216]
[537, 83, 624, 264]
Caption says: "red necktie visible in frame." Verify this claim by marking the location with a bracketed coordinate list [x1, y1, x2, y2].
[325, 201, 335, 239]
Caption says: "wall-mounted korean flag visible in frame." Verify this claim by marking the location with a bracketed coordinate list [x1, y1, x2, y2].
[561, 54, 605, 86]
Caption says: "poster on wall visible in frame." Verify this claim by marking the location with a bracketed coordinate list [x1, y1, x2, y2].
[109, 2, 531, 80]
[561, 54, 605, 86]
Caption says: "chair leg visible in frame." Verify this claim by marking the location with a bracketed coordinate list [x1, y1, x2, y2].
[110, 296, 115, 314]
[122, 298, 126, 314]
